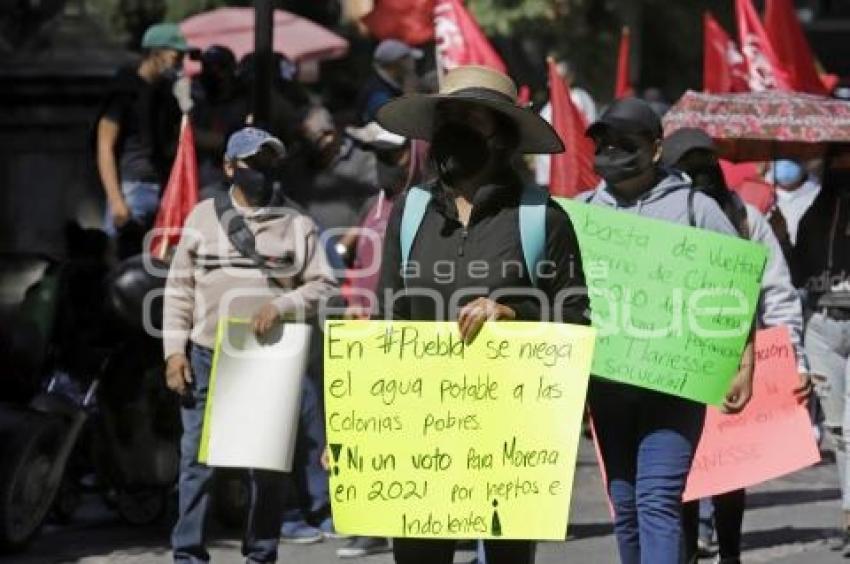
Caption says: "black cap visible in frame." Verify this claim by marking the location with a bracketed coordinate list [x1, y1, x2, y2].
[201, 45, 236, 69]
[586, 97, 663, 140]
[661, 128, 717, 167]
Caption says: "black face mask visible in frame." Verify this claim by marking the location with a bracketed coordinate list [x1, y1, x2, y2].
[233, 166, 275, 207]
[594, 145, 653, 185]
[431, 122, 491, 186]
[159, 63, 182, 84]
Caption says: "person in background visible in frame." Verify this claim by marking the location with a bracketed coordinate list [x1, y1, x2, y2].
[336, 122, 413, 275]
[664, 128, 812, 564]
[276, 124, 401, 547]
[272, 53, 312, 111]
[237, 52, 311, 146]
[534, 58, 597, 187]
[163, 127, 338, 563]
[580, 99, 754, 564]
[294, 106, 379, 240]
[96, 22, 188, 257]
[791, 152, 850, 555]
[328, 122, 414, 559]
[356, 39, 421, 124]
[641, 87, 671, 118]
[191, 45, 249, 200]
[376, 64, 589, 564]
[278, 371, 336, 545]
[768, 158, 822, 246]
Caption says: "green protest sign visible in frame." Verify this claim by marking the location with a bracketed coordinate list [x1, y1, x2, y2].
[556, 198, 768, 405]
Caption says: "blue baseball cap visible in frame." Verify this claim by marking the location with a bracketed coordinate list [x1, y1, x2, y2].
[225, 127, 286, 161]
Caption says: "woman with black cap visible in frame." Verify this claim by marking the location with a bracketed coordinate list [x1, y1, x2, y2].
[580, 99, 755, 564]
[374, 65, 591, 564]
[663, 127, 812, 564]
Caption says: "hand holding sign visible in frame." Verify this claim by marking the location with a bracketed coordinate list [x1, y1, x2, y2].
[457, 298, 517, 345]
[721, 340, 755, 415]
[199, 319, 311, 472]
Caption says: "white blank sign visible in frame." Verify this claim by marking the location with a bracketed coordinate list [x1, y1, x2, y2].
[200, 319, 311, 472]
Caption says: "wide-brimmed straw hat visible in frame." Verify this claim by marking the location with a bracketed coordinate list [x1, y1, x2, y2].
[376, 65, 564, 155]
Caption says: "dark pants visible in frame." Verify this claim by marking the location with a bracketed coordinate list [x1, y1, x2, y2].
[171, 344, 287, 563]
[393, 539, 535, 564]
[589, 380, 706, 564]
[682, 490, 746, 562]
[282, 371, 331, 523]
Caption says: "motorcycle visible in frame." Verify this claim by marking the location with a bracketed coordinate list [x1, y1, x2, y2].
[0, 235, 180, 551]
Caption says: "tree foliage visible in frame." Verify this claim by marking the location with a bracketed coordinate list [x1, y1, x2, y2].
[84, 0, 720, 103]
[463, 0, 621, 103]
[467, 0, 725, 104]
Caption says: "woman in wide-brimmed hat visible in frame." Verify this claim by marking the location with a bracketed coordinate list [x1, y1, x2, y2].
[373, 66, 590, 564]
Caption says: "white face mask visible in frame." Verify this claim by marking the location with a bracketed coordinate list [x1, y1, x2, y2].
[773, 159, 806, 188]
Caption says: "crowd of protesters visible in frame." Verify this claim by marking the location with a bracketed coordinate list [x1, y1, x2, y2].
[86, 16, 850, 564]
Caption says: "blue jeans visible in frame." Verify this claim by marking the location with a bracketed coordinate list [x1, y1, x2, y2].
[589, 379, 705, 564]
[171, 344, 287, 563]
[281, 371, 330, 524]
[103, 180, 160, 236]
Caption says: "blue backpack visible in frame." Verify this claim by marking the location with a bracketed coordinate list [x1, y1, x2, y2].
[400, 184, 549, 287]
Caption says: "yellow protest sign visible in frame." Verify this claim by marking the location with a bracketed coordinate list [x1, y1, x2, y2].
[324, 320, 596, 540]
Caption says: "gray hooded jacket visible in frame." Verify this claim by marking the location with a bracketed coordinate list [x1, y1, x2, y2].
[579, 171, 738, 234]
[580, 172, 809, 372]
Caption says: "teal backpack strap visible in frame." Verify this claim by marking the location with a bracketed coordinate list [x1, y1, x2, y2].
[519, 184, 549, 287]
[400, 186, 433, 281]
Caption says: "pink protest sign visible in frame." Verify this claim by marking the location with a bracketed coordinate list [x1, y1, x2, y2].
[683, 326, 820, 501]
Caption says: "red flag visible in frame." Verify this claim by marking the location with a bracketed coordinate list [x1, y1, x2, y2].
[548, 59, 599, 197]
[517, 85, 531, 107]
[150, 115, 199, 259]
[765, 0, 829, 94]
[434, 0, 506, 75]
[736, 0, 792, 91]
[615, 26, 633, 98]
[822, 73, 840, 93]
[362, 0, 435, 46]
[703, 11, 749, 93]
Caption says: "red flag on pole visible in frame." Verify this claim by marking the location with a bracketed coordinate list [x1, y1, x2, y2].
[547, 59, 599, 197]
[434, 0, 506, 75]
[150, 114, 199, 259]
[614, 26, 633, 99]
[764, 0, 829, 94]
[703, 11, 749, 93]
[362, 0, 435, 46]
[736, 0, 792, 91]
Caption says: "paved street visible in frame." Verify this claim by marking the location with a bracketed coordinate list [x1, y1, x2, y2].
[0, 439, 843, 564]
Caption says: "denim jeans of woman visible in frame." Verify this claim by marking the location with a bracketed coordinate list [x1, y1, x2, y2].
[589, 379, 706, 564]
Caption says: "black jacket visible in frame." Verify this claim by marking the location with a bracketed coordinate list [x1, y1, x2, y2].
[792, 185, 850, 306]
[377, 176, 590, 324]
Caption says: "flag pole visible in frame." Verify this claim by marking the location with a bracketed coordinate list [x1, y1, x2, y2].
[254, 0, 274, 127]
